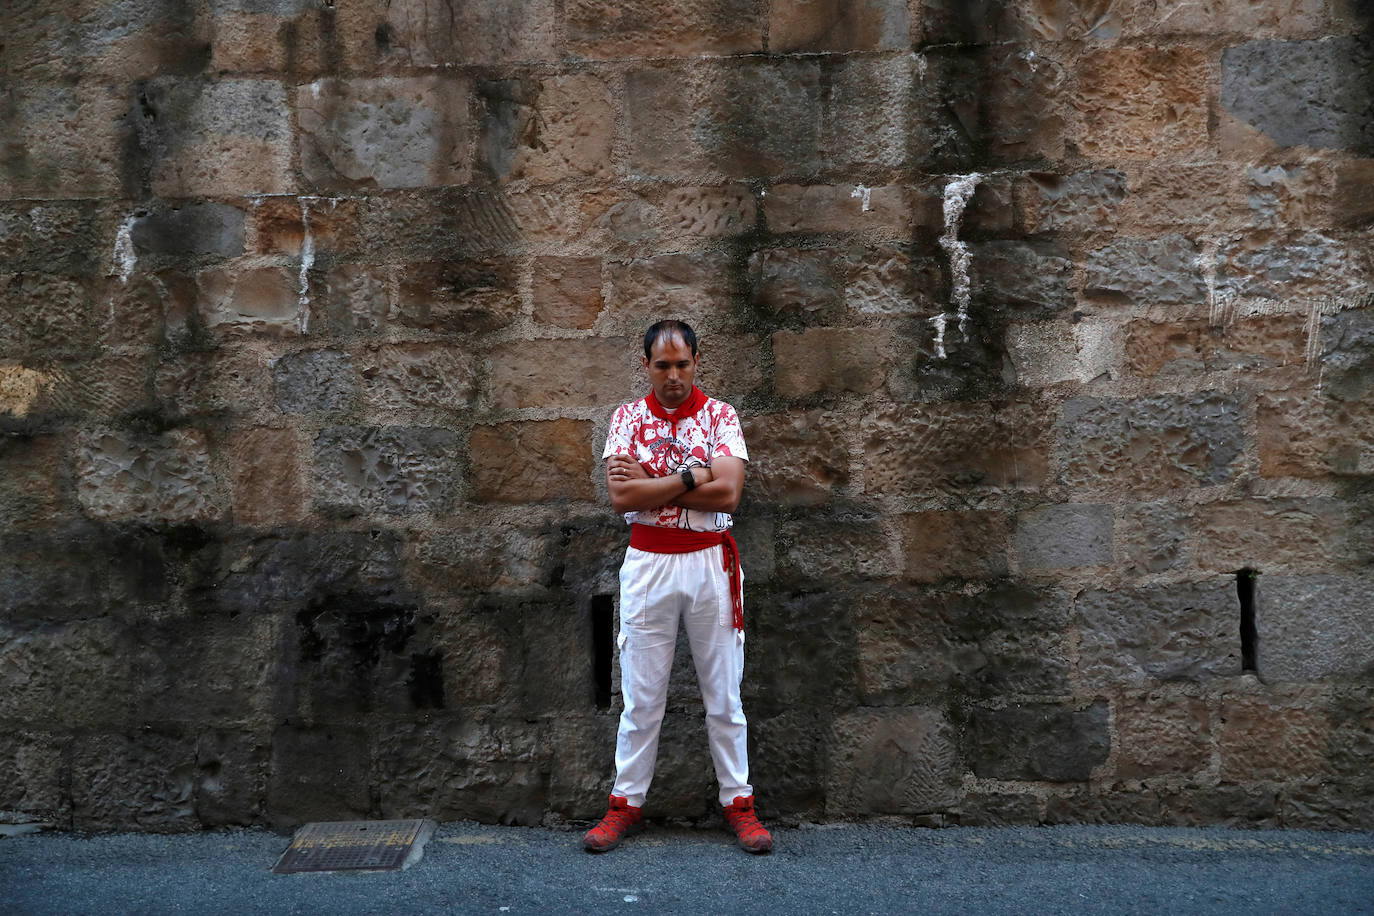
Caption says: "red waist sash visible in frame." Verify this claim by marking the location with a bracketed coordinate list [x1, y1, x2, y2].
[629, 524, 744, 630]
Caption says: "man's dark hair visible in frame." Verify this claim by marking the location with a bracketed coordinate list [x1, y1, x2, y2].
[643, 320, 698, 359]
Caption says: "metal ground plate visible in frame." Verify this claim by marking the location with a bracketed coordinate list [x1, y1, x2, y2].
[272, 819, 437, 874]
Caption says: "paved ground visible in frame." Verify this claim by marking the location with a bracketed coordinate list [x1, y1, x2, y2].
[3, 821, 1372, 915]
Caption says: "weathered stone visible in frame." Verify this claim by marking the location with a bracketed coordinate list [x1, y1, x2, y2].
[273, 350, 354, 413]
[1333, 160, 1374, 228]
[195, 730, 268, 827]
[313, 426, 460, 516]
[0, 732, 67, 824]
[1015, 503, 1113, 570]
[1257, 388, 1374, 478]
[627, 61, 823, 179]
[953, 792, 1043, 827]
[602, 252, 736, 331]
[1082, 235, 1206, 304]
[863, 402, 1052, 495]
[1216, 231, 1355, 301]
[978, 45, 1071, 164]
[1321, 308, 1374, 400]
[1155, 785, 1279, 829]
[779, 518, 900, 583]
[134, 613, 276, 725]
[967, 701, 1109, 781]
[297, 77, 473, 191]
[1219, 695, 1330, 783]
[650, 184, 759, 242]
[747, 589, 857, 711]
[0, 433, 63, 528]
[762, 183, 922, 235]
[490, 338, 635, 409]
[317, 265, 393, 333]
[1, 0, 204, 83]
[566, 0, 764, 58]
[206, 530, 407, 615]
[138, 78, 293, 197]
[478, 74, 614, 183]
[354, 189, 517, 260]
[75, 428, 220, 523]
[0, 276, 97, 361]
[1016, 170, 1127, 233]
[770, 0, 908, 52]
[378, 0, 556, 66]
[1126, 316, 1307, 377]
[1117, 0, 1335, 38]
[0, 201, 103, 277]
[411, 528, 554, 595]
[1058, 394, 1247, 494]
[1280, 783, 1374, 831]
[0, 85, 125, 199]
[469, 420, 595, 503]
[826, 55, 916, 171]
[1117, 502, 1191, 574]
[1005, 318, 1121, 387]
[395, 259, 520, 334]
[251, 196, 361, 257]
[267, 725, 372, 827]
[0, 523, 171, 621]
[197, 266, 301, 336]
[748, 248, 844, 319]
[749, 710, 826, 818]
[0, 617, 137, 728]
[1076, 580, 1241, 687]
[1074, 48, 1211, 159]
[1112, 690, 1211, 780]
[773, 328, 890, 398]
[970, 240, 1074, 314]
[532, 257, 603, 329]
[742, 411, 851, 506]
[1222, 37, 1374, 152]
[899, 510, 1010, 583]
[826, 707, 961, 815]
[1042, 788, 1164, 826]
[1195, 499, 1355, 574]
[356, 343, 478, 413]
[153, 346, 273, 419]
[131, 203, 246, 261]
[229, 427, 307, 527]
[71, 733, 199, 832]
[1257, 573, 1374, 682]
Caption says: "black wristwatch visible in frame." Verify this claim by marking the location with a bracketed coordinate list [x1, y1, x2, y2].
[680, 467, 696, 491]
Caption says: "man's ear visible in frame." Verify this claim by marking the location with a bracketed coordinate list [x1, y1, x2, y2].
[641, 355, 650, 369]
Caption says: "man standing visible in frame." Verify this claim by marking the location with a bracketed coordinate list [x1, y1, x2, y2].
[583, 319, 773, 855]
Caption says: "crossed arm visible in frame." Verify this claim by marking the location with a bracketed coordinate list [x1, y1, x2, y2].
[606, 454, 745, 515]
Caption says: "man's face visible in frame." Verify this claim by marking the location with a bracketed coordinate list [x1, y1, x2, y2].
[643, 333, 698, 409]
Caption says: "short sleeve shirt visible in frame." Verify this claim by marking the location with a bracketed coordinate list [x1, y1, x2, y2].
[603, 395, 748, 533]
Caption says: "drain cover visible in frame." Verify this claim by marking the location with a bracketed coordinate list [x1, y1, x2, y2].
[272, 819, 437, 874]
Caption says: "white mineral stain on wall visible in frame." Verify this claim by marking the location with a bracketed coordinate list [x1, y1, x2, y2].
[930, 173, 982, 357]
[298, 199, 316, 334]
[112, 215, 137, 284]
[850, 184, 872, 212]
[0, 365, 54, 417]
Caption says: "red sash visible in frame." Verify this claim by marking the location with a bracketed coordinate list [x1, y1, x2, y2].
[629, 524, 745, 630]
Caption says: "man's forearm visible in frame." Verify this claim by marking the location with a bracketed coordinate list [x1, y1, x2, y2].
[670, 475, 739, 512]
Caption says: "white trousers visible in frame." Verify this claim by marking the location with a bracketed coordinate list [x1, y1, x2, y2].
[612, 544, 752, 808]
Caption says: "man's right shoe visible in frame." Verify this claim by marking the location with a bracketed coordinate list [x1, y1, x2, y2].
[583, 795, 645, 852]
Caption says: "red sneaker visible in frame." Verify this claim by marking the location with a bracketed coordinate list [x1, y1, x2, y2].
[583, 795, 645, 852]
[723, 795, 773, 853]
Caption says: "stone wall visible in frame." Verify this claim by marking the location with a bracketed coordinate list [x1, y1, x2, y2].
[2, 0, 1371, 832]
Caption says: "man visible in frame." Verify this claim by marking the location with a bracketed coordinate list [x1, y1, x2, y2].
[583, 319, 773, 855]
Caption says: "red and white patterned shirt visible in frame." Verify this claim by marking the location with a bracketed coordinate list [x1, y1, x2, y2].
[603, 394, 748, 532]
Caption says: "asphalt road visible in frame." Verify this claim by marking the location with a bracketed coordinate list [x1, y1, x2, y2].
[3, 822, 1372, 915]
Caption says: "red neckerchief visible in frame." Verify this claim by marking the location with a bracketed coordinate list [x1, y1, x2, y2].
[645, 385, 707, 423]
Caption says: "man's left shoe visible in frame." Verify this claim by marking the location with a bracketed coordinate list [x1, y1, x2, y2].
[723, 795, 773, 854]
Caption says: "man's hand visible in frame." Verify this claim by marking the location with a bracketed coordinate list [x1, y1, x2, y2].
[607, 454, 650, 483]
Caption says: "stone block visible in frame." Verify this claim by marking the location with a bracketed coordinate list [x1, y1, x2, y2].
[469, 420, 595, 503]
[602, 252, 737, 331]
[627, 61, 823, 179]
[395, 259, 520, 334]
[412, 528, 555, 595]
[133, 613, 276, 726]
[750, 710, 826, 818]
[0, 85, 125, 199]
[1321, 308, 1374, 397]
[748, 248, 844, 320]
[1125, 316, 1307, 377]
[356, 343, 479, 413]
[378, 0, 556, 66]
[770, 0, 908, 52]
[0, 276, 97, 361]
[313, 426, 460, 516]
[1, 523, 171, 621]
[1076, 580, 1240, 687]
[546, 715, 619, 818]
[1, 0, 205, 83]
[762, 183, 921, 235]
[1221, 37, 1374, 152]
[1117, 501, 1191, 575]
[1155, 785, 1279, 829]
[153, 346, 273, 419]
[1042, 788, 1163, 826]
[1117, 0, 1334, 37]
[1280, 784, 1374, 831]
[1112, 690, 1211, 780]
[316, 265, 393, 334]
[773, 328, 890, 398]
[130, 203, 246, 262]
[826, 55, 917, 171]
[1257, 574, 1374, 682]
[477, 73, 614, 183]
[71, 733, 199, 832]
[273, 350, 355, 413]
[1016, 170, 1127, 234]
[1015, 503, 1113, 570]
[746, 590, 857, 712]
[75, 427, 220, 523]
[0, 732, 67, 824]
[779, 518, 900, 583]
[252, 196, 361, 258]
[566, 0, 764, 58]
[1257, 388, 1374, 478]
[0, 618, 136, 728]
[862, 402, 1052, 495]
[229, 427, 307, 527]
[207, 530, 407, 614]
[1083, 234, 1206, 305]
[490, 338, 635, 409]
[1195, 499, 1355, 574]
[532, 257, 603, 329]
[354, 188, 517, 260]
[969, 240, 1074, 315]
[297, 77, 473, 191]
[953, 792, 1043, 827]
[1005, 318, 1122, 387]
[899, 510, 1010, 583]
[1073, 48, 1211, 159]
[138, 78, 293, 197]
[0, 201, 103, 278]
[741, 410, 851, 506]
[1216, 231, 1355, 302]
[966, 701, 1109, 782]
[976, 45, 1071, 164]
[197, 266, 301, 336]
[195, 730, 268, 827]
[826, 707, 961, 816]
[1333, 160, 1374, 228]
[268, 725, 372, 828]
[1218, 695, 1330, 783]
[650, 184, 759, 242]
[0, 433, 63, 528]
[1057, 394, 1247, 494]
